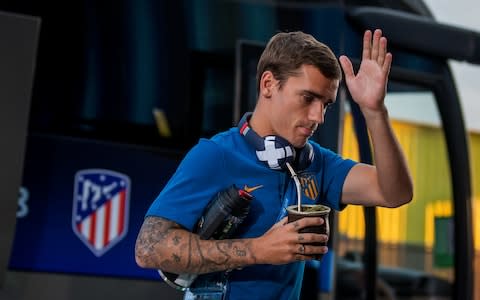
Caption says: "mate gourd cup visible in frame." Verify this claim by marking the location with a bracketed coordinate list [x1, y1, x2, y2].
[286, 204, 331, 259]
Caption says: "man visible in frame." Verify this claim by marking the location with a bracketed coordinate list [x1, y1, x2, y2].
[135, 29, 413, 300]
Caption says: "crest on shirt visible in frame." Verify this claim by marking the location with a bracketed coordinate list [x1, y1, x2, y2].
[72, 169, 131, 257]
[299, 173, 319, 200]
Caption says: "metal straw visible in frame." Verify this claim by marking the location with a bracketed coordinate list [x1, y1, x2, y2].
[285, 162, 301, 212]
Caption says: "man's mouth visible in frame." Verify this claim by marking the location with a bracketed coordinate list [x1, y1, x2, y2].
[298, 126, 314, 137]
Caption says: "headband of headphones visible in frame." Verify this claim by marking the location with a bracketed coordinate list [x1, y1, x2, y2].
[238, 112, 314, 171]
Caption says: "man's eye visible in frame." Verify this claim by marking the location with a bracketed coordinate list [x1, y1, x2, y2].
[303, 94, 314, 103]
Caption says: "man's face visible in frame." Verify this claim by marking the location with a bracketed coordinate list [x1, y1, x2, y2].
[268, 65, 339, 148]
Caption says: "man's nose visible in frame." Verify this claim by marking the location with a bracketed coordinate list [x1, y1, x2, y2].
[309, 101, 325, 124]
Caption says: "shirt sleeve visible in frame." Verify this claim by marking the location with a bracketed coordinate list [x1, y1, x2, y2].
[146, 138, 226, 231]
[317, 146, 357, 211]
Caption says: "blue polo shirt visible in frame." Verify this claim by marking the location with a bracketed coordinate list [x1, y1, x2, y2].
[146, 127, 356, 300]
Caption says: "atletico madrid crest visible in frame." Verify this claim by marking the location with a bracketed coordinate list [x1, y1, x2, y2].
[72, 169, 131, 257]
[299, 173, 319, 201]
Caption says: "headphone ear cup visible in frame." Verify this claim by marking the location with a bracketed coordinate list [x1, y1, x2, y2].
[295, 142, 314, 171]
[269, 135, 296, 170]
[258, 135, 296, 170]
[238, 112, 314, 171]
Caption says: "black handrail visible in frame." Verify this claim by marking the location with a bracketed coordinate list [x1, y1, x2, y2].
[349, 98, 377, 300]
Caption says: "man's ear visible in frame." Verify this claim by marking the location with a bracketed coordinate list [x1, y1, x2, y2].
[259, 71, 275, 98]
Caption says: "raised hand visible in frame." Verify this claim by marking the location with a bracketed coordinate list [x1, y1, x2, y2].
[339, 29, 392, 115]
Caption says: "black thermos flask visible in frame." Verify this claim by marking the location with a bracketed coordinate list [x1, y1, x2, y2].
[196, 185, 252, 240]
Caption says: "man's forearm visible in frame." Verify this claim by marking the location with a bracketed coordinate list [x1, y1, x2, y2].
[135, 216, 259, 274]
[364, 107, 413, 206]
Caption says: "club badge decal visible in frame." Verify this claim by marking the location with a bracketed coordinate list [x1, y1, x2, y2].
[72, 169, 131, 256]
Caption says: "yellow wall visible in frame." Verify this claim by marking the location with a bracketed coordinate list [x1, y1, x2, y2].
[471, 133, 480, 250]
[338, 113, 480, 249]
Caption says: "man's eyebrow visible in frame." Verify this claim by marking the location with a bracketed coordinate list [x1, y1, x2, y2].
[301, 90, 322, 99]
[301, 90, 334, 103]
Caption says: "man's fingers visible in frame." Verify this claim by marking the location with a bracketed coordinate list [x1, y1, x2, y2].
[382, 52, 393, 74]
[371, 29, 382, 61]
[362, 30, 372, 60]
[363, 29, 389, 64]
[299, 232, 329, 244]
[295, 245, 329, 260]
[339, 55, 354, 80]
[378, 36, 387, 65]
[298, 244, 305, 254]
[289, 216, 324, 230]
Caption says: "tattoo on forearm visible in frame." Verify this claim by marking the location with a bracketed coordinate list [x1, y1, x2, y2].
[172, 253, 181, 263]
[135, 216, 174, 267]
[135, 216, 258, 274]
[234, 246, 246, 257]
[172, 235, 181, 245]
